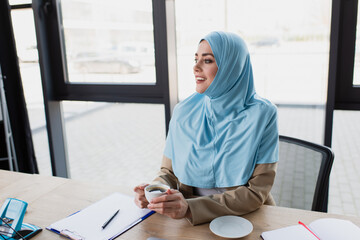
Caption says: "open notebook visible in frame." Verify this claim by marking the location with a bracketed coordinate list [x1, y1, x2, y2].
[261, 218, 360, 240]
[47, 192, 153, 240]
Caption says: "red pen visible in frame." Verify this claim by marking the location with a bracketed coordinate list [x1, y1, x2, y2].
[298, 221, 320, 240]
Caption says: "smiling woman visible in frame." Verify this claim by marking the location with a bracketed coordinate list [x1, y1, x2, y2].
[193, 40, 218, 94]
[134, 31, 279, 225]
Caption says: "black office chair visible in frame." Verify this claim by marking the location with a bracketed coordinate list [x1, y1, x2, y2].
[271, 135, 334, 212]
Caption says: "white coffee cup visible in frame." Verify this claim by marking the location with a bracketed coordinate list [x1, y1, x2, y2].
[144, 184, 170, 202]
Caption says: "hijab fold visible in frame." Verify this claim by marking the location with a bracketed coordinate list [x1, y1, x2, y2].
[164, 31, 278, 188]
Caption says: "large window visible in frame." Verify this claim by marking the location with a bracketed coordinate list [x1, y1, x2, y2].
[5, 0, 359, 219]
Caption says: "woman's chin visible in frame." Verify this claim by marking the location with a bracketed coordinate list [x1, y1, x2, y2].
[195, 85, 207, 94]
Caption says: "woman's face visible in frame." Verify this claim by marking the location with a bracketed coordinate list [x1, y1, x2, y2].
[193, 40, 218, 94]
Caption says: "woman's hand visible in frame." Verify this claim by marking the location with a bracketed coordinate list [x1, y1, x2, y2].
[133, 183, 149, 208]
[147, 189, 192, 219]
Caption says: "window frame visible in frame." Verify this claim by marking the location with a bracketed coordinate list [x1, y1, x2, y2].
[334, 0, 360, 110]
[325, 0, 360, 147]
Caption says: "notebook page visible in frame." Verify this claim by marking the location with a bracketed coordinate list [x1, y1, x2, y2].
[261, 225, 319, 240]
[309, 218, 360, 240]
[47, 192, 152, 240]
[261, 224, 318, 240]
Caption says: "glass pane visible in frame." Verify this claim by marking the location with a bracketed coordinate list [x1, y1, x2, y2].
[329, 110, 360, 217]
[11, 9, 52, 175]
[60, 0, 155, 84]
[63, 102, 166, 188]
[353, 1, 360, 86]
[175, 0, 330, 105]
[175, 0, 331, 144]
[277, 106, 325, 143]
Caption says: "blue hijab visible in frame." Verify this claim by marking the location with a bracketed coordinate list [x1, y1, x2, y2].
[164, 31, 278, 188]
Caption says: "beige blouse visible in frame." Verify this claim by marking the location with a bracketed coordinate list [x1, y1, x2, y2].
[153, 156, 278, 225]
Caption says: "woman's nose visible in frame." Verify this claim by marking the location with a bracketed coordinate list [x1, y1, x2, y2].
[193, 62, 201, 73]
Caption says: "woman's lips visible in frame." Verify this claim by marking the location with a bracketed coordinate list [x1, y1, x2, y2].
[195, 77, 205, 84]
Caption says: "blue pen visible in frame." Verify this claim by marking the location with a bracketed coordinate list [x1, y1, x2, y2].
[109, 211, 155, 240]
[126, 210, 155, 228]
[141, 210, 155, 221]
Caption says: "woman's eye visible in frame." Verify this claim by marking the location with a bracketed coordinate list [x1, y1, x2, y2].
[204, 59, 213, 63]
[194, 58, 198, 63]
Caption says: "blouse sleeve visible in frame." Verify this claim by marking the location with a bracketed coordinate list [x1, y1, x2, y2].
[187, 162, 277, 225]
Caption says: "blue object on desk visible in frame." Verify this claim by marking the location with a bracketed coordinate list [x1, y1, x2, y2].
[0, 198, 27, 239]
[0, 198, 42, 240]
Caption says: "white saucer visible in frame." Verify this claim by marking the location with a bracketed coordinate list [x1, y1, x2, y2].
[209, 215, 253, 238]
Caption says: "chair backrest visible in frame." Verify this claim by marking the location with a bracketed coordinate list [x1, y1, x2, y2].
[271, 135, 334, 212]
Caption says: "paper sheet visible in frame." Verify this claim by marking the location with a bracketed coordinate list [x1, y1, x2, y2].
[261, 218, 360, 240]
[261, 224, 318, 240]
[47, 192, 152, 240]
[310, 218, 360, 240]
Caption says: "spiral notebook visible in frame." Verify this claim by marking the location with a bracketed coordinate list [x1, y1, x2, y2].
[261, 218, 360, 240]
[47, 192, 153, 240]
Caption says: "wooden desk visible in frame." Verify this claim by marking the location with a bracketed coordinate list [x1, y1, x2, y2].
[1, 170, 359, 239]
